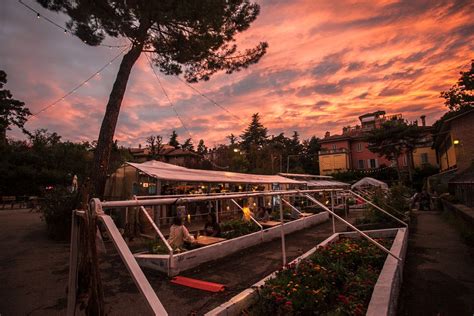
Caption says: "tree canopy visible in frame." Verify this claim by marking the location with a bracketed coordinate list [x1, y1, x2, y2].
[38, 0, 268, 199]
[365, 119, 421, 179]
[0, 70, 31, 143]
[441, 60, 473, 111]
[168, 130, 180, 148]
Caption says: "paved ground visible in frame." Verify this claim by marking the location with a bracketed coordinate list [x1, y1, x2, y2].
[398, 210, 474, 316]
[0, 209, 366, 315]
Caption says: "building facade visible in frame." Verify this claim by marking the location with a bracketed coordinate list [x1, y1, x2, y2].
[318, 110, 437, 175]
[433, 108, 474, 173]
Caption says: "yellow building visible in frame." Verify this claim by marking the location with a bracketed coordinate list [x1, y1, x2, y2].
[319, 151, 350, 175]
[412, 146, 438, 169]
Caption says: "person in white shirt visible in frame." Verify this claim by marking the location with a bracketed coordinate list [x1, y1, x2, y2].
[168, 216, 195, 249]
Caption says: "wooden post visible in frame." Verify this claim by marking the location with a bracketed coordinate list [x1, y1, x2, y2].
[67, 211, 80, 316]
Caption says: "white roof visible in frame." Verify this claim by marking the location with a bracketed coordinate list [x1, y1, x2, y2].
[306, 179, 350, 188]
[127, 161, 304, 184]
[351, 177, 389, 190]
[278, 172, 333, 179]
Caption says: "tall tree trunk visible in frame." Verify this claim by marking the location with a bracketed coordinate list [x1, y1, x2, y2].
[77, 42, 144, 316]
[407, 151, 414, 183]
[91, 43, 144, 199]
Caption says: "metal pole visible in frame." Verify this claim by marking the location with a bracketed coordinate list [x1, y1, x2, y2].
[303, 194, 401, 262]
[331, 191, 335, 234]
[349, 190, 408, 227]
[286, 156, 290, 173]
[279, 195, 287, 266]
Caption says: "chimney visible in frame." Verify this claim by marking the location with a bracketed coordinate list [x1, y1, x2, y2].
[138, 143, 142, 149]
[325, 131, 330, 138]
[420, 115, 426, 127]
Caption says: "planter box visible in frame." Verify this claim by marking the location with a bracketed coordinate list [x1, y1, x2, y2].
[134, 212, 329, 276]
[206, 227, 408, 316]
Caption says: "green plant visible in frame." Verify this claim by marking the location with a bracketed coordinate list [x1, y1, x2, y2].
[147, 239, 170, 254]
[251, 238, 391, 315]
[220, 219, 260, 239]
[39, 186, 79, 241]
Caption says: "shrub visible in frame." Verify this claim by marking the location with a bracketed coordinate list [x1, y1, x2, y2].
[147, 239, 170, 254]
[220, 219, 260, 239]
[40, 186, 79, 241]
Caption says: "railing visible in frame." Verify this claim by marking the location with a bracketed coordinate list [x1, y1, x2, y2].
[302, 194, 402, 262]
[349, 191, 408, 227]
[67, 188, 342, 316]
[230, 199, 264, 237]
[318, 148, 348, 155]
[139, 206, 174, 274]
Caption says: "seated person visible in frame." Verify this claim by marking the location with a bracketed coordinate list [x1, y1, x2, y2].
[256, 206, 270, 222]
[203, 214, 221, 237]
[167, 216, 195, 249]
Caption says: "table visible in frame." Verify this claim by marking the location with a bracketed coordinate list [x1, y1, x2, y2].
[195, 235, 226, 246]
[258, 220, 282, 228]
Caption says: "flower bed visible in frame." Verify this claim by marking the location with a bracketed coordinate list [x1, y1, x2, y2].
[250, 238, 392, 315]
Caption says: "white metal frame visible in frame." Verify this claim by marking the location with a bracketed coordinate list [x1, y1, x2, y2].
[67, 188, 343, 315]
[302, 193, 402, 262]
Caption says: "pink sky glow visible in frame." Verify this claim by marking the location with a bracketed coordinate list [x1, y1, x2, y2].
[1, 0, 473, 147]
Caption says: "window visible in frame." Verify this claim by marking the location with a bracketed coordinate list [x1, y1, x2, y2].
[358, 160, 365, 169]
[332, 144, 337, 150]
[421, 153, 429, 164]
[369, 159, 378, 169]
[356, 143, 363, 152]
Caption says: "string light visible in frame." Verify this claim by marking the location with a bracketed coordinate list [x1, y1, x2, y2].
[19, 0, 128, 49]
[30, 46, 129, 117]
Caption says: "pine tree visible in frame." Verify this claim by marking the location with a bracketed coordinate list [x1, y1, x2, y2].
[240, 113, 268, 152]
[168, 130, 180, 149]
[181, 138, 194, 151]
[38, 0, 268, 199]
[197, 139, 208, 155]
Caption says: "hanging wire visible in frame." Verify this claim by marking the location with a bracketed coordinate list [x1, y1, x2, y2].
[31, 46, 129, 117]
[174, 76, 244, 125]
[18, 0, 128, 49]
[144, 53, 194, 140]
[145, 53, 230, 170]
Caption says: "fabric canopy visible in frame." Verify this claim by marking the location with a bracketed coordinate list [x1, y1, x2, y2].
[351, 177, 389, 190]
[306, 179, 350, 188]
[127, 161, 304, 184]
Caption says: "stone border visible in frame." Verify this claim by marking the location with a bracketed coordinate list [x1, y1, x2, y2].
[206, 227, 407, 316]
[134, 212, 329, 276]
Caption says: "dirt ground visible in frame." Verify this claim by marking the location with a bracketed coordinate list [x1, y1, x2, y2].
[0, 209, 367, 315]
[398, 210, 474, 315]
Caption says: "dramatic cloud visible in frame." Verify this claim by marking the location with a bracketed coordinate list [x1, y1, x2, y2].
[0, 0, 473, 147]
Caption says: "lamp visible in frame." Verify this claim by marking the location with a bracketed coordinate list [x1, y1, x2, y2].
[453, 139, 460, 145]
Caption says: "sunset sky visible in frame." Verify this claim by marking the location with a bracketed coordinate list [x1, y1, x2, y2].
[1, 0, 473, 147]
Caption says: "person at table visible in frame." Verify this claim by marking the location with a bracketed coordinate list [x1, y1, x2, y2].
[168, 216, 195, 249]
[256, 206, 270, 222]
[203, 214, 221, 237]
